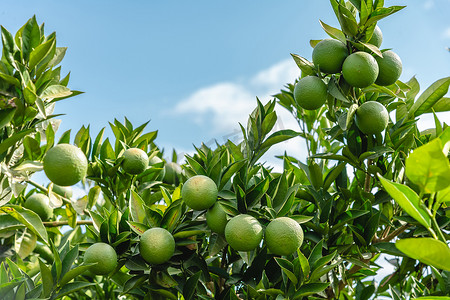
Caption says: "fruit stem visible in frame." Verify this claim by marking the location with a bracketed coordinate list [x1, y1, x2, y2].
[43, 220, 93, 227]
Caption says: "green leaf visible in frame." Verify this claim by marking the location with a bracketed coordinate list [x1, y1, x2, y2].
[29, 37, 55, 70]
[183, 271, 202, 300]
[15, 229, 37, 259]
[396, 238, 450, 271]
[260, 129, 300, 150]
[275, 257, 298, 285]
[58, 264, 94, 287]
[219, 159, 247, 190]
[0, 72, 20, 87]
[365, 6, 406, 27]
[0, 215, 24, 236]
[0, 108, 15, 129]
[293, 282, 330, 298]
[0, 129, 33, 155]
[290, 54, 315, 76]
[39, 258, 53, 298]
[20, 16, 40, 60]
[337, 4, 358, 37]
[377, 175, 431, 229]
[127, 221, 149, 235]
[52, 281, 97, 299]
[161, 199, 184, 233]
[0, 205, 49, 245]
[319, 20, 346, 43]
[129, 190, 146, 224]
[359, 41, 383, 57]
[409, 77, 450, 118]
[40, 84, 72, 100]
[405, 138, 450, 193]
[425, 97, 450, 113]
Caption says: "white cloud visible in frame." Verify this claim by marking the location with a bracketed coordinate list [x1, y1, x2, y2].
[173, 59, 300, 134]
[174, 82, 256, 133]
[172, 59, 305, 168]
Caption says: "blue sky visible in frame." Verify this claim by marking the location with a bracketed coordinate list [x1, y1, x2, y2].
[2, 0, 450, 164]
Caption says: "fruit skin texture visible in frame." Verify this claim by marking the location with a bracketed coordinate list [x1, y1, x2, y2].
[182, 175, 218, 210]
[139, 227, 175, 264]
[43, 144, 88, 186]
[24, 194, 53, 221]
[355, 101, 389, 135]
[84, 242, 118, 275]
[368, 25, 383, 48]
[293, 76, 328, 110]
[265, 217, 304, 256]
[375, 50, 402, 86]
[206, 202, 228, 235]
[225, 214, 263, 252]
[312, 39, 348, 74]
[342, 52, 379, 88]
[50, 184, 73, 198]
[122, 148, 149, 175]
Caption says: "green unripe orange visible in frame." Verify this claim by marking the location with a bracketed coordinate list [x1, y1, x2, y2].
[375, 50, 402, 86]
[355, 101, 389, 135]
[43, 144, 88, 186]
[368, 25, 383, 48]
[24, 194, 53, 221]
[84, 243, 118, 275]
[139, 227, 175, 264]
[182, 175, 218, 210]
[225, 214, 263, 252]
[342, 52, 379, 88]
[206, 202, 228, 235]
[293, 76, 328, 110]
[265, 217, 304, 256]
[312, 39, 348, 74]
[122, 148, 149, 175]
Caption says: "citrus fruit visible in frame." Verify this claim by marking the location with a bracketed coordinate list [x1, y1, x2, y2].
[312, 39, 348, 74]
[50, 184, 73, 198]
[355, 101, 389, 135]
[265, 217, 304, 256]
[368, 25, 383, 48]
[139, 227, 175, 264]
[122, 148, 149, 175]
[24, 194, 53, 221]
[163, 162, 182, 184]
[293, 76, 328, 110]
[206, 202, 228, 235]
[342, 52, 379, 88]
[375, 50, 402, 86]
[225, 214, 263, 251]
[43, 144, 88, 186]
[182, 175, 218, 210]
[83, 242, 118, 275]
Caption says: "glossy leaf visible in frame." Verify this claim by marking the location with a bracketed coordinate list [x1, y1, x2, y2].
[409, 77, 450, 118]
[405, 138, 450, 193]
[319, 20, 346, 43]
[0, 205, 49, 244]
[378, 175, 431, 229]
[396, 238, 450, 271]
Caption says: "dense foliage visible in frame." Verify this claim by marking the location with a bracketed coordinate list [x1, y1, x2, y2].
[1, 1, 450, 299]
